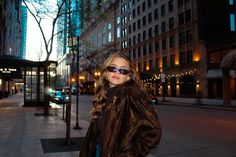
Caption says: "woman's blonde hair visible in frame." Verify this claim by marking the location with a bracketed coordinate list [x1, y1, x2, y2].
[90, 52, 139, 118]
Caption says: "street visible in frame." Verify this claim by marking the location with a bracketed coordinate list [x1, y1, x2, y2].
[70, 95, 236, 157]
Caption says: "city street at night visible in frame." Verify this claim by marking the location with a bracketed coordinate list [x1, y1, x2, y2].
[1, 0, 236, 156]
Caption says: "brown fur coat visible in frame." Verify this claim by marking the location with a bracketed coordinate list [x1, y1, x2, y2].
[79, 80, 162, 157]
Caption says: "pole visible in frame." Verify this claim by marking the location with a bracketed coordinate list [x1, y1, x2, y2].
[74, 36, 81, 129]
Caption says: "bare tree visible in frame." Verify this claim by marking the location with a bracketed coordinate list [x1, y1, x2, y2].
[22, 0, 67, 61]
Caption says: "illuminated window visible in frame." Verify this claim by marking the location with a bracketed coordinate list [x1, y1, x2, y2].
[230, 14, 235, 31]
[229, 0, 234, 5]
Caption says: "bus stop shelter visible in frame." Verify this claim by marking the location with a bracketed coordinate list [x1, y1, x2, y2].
[0, 56, 57, 107]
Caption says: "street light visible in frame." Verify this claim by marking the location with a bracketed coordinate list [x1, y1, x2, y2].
[94, 71, 100, 80]
[73, 36, 82, 130]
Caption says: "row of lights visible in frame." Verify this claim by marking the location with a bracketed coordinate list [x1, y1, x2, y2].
[142, 68, 198, 83]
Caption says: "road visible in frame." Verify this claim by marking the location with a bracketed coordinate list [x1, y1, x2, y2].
[69, 95, 236, 157]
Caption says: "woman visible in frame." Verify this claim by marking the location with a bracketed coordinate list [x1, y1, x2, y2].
[79, 53, 162, 157]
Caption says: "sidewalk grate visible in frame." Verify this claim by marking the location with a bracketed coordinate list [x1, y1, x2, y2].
[40, 137, 84, 153]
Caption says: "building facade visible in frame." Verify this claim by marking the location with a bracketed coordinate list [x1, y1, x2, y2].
[20, 5, 27, 59]
[78, 0, 120, 93]
[58, 0, 236, 103]
[119, 0, 202, 98]
[0, 0, 23, 97]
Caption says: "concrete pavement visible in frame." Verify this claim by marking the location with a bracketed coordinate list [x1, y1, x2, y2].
[0, 93, 89, 157]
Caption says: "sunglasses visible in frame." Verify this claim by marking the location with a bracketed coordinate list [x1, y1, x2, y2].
[107, 66, 130, 75]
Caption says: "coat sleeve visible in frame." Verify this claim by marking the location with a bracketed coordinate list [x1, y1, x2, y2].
[79, 119, 96, 157]
[120, 96, 162, 157]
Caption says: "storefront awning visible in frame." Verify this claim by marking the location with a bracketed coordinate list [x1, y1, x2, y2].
[206, 69, 235, 78]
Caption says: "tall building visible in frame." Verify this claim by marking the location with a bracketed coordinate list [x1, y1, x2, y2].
[56, 0, 81, 88]
[0, 0, 23, 97]
[20, 5, 27, 59]
[197, 0, 236, 104]
[77, 0, 236, 104]
[120, 0, 201, 98]
[0, 0, 22, 57]
[79, 0, 120, 93]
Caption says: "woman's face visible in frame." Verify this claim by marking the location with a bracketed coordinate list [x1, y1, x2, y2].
[107, 57, 131, 88]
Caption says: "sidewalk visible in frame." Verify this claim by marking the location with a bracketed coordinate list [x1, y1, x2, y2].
[0, 93, 90, 157]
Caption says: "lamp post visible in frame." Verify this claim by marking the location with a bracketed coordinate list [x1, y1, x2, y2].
[73, 36, 82, 130]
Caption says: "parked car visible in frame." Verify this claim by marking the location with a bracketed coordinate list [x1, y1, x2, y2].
[52, 91, 69, 103]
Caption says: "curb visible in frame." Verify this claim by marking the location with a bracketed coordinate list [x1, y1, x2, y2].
[157, 102, 236, 112]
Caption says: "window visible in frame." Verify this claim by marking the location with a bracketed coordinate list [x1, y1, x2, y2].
[142, 2, 146, 12]
[161, 21, 166, 33]
[162, 56, 167, 68]
[138, 47, 141, 57]
[155, 59, 159, 72]
[179, 51, 186, 65]
[138, 63, 141, 71]
[116, 27, 120, 38]
[121, 16, 127, 26]
[143, 45, 147, 56]
[128, 25, 131, 34]
[143, 16, 146, 26]
[154, 9, 159, 20]
[149, 43, 153, 54]
[133, 9, 136, 18]
[155, 41, 159, 51]
[186, 30, 193, 43]
[143, 30, 146, 40]
[128, 0, 132, 8]
[133, 48, 136, 58]
[170, 54, 175, 66]
[138, 19, 141, 29]
[178, 0, 184, 7]
[108, 32, 112, 42]
[162, 38, 166, 50]
[121, 4, 127, 14]
[128, 38, 132, 46]
[148, 0, 151, 8]
[138, 33, 141, 42]
[122, 28, 127, 37]
[179, 32, 185, 45]
[155, 24, 159, 35]
[161, 4, 165, 17]
[149, 60, 153, 70]
[133, 22, 136, 32]
[169, 17, 174, 30]
[133, 35, 136, 45]
[148, 12, 153, 23]
[186, 50, 193, 64]
[148, 28, 153, 38]
[229, 0, 235, 5]
[179, 12, 185, 25]
[144, 61, 147, 71]
[129, 50, 132, 58]
[185, 9, 191, 23]
[230, 14, 236, 31]
[169, 35, 175, 48]
[128, 12, 132, 21]
[132, 0, 135, 5]
[168, 0, 173, 12]
[117, 16, 120, 25]
[137, 5, 140, 15]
